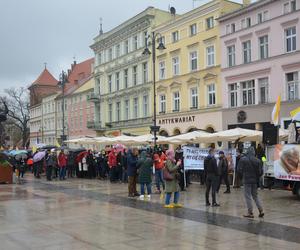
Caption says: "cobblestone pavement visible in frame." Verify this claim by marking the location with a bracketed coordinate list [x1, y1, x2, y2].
[0, 175, 299, 250]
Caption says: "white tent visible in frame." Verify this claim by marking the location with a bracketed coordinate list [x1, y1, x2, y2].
[163, 130, 212, 144]
[208, 128, 262, 142]
[64, 137, 97, 144]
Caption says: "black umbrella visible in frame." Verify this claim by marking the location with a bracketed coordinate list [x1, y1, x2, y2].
[40, 145, 57, 150]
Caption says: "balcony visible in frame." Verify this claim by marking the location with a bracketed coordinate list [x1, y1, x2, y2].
[87, 121, 105, 131]
[105, 117, 153, 129]
[87, 93, 100, 102]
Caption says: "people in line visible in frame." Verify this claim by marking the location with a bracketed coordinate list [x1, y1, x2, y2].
[238, 146, 264, 218]
[164, 149, 183, 208]
[204, 148, 220, 207]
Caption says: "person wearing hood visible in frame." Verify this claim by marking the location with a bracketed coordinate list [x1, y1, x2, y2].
[204, 148, 220, 207]
[164, 149, 183, 208]
[137, 150, 153, 200]
[238, 146, 264, 218]
[127, 148, 139, 197]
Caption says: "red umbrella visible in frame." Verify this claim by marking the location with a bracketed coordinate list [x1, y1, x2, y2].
[76, 151, 88, 163]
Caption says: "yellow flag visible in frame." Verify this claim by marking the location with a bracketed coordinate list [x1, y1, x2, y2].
[290, 107, 300, 117]
[271, 96, 281, 126]
[55, 140, 61, 148]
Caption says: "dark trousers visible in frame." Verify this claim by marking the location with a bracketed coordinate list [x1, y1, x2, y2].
[217, 173, 230, 192]
[46, 165, 52, 181]
[205, 175, 218, 204]
[140, 183, 151, 195]
[116, 165, 123, 181]
[110, 167, 117, 182]
[128, 175, 138, 196]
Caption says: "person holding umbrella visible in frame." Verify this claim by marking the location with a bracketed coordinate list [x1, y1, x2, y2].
[58, 150, 67, 180]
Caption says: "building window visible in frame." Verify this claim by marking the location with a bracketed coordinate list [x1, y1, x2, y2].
[227, 45, 235, 67]
[190, 51, 198, 71]
[172, 57, 179, 76]
[159, 61, 165, 80]
[108, 48, 113, 61]
[190, 88, 198, 109]
[116, 72, 120, 91]
[173, 92, 180, 111]
[124, 100, 129, 120]
[172, 31, 179, 43]
[257, 11, 268, 24]
[143, 95, 148, 117]
[284, 1, 296, 14]
[258, 78, 269, 104]
[226, 25, 230, 35]
[124, 40, 129, 54]
[108, 75, 112, 93]
[246, 17, 251, 27]
[116, 102, 121, 121]
[133, 97, 138, 118]
[285, 27, 296, 53]
[190, 23, 197, 36]
[241, 19, 246, 29]
[133, 35, 138, 50]
[229, 83, 238, 107]
[116, 44, 120, 57]
[206, 46, 215, 67]
[159, 94, 166, 113]
[143, 31, 148, 46]
[133, 66, 137, 85]
[286, 72, 299, 100]
[207, 84, 216, 106]
[206, 17, 214, 29]
[98, 53, 102, 65]
[231, 23, 236, 33]
[108, 103, 113, 122]
[160, 36, 165, 45]
[124, 69, 128, 88]
[241, 80, 255, 105]
[242, 40, 251, 63]
[259, 35, 269, 59]
[142, 62, 148, 83]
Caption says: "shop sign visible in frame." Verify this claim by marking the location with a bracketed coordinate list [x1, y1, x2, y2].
[158, 116, 195, 125]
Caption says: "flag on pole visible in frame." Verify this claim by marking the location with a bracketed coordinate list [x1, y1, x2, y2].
[290, 107, 300, 121]
[271, 95, 281, 126]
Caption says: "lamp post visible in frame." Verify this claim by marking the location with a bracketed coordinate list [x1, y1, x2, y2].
[142, 32, 166, 148]
[58, 70, 68, 145]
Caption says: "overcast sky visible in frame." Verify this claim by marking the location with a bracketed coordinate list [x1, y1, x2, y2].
[0, 0, 243, 92]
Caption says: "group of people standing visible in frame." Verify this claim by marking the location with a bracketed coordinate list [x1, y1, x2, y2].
[204, 146, 264, 218]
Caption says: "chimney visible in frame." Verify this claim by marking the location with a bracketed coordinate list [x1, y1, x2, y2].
[243, 0, 251, 6]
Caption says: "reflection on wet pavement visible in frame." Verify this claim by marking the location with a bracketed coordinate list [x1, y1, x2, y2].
[0, 176, 299, 250]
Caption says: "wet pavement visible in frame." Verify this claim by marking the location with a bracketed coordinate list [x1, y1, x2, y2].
[0, 175, 299, 250]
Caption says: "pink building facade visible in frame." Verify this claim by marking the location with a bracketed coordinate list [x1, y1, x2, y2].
[66, 80, 96, 140]
[219, 0, 300, 131]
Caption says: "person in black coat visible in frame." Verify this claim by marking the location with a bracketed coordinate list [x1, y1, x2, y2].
[175, 146, 186, 191]
[204, 148, 220, 207]
[86, 150, 95, 179]
[217, 151, 230, 193]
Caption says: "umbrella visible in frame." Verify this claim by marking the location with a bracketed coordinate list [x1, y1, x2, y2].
[40, 145, 57, 150]
[9, 150, 28, 156]
[76, 151, 88, 163]
[15, 153, 28, 161]
[0, 152, 9, 161]
[33, 151, 46, 162]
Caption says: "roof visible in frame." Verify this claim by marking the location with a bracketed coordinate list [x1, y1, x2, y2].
[67, 58, 94, 85]
[31, 68, 58, 86]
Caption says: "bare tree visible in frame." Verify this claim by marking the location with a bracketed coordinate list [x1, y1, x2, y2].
[1, 87, 30, 148]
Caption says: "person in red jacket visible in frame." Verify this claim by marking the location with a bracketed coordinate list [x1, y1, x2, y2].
[58, 150, 67, 180]
[108, 149, 118, 183]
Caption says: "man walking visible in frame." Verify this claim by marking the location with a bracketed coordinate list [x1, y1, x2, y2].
[217, 151, 230, 193]
[238, 147, 264, 218]
[204, 148, 220, 207]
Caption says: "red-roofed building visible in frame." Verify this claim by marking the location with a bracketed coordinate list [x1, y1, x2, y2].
[28, 68, 59, 107]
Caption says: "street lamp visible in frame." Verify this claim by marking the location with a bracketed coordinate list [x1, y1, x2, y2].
[58, 70, 68, 145]
[142, 32, 166, 148]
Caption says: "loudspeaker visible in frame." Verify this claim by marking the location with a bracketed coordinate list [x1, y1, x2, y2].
[263, 125, 278, 145]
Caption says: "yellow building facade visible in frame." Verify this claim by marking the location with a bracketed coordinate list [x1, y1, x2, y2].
[154, 0, 241, 136]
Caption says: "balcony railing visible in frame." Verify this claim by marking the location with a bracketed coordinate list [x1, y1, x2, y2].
[87, 93, 100, 102]
[87, 121, 105, 131]
[105, 117, 153, 129]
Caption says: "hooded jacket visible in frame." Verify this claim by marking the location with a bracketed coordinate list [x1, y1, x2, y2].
[137, 151, 153, 183]
[237, 147, 263, 184]
[127, 149, 138, 176]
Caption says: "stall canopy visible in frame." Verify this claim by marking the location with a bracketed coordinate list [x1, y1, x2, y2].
[162, 130, 213, 145]
[208, 128, 262, 142]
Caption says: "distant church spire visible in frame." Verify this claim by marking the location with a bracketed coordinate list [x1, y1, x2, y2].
[99, 17, 103, 35]
[44, 62, 47, 69]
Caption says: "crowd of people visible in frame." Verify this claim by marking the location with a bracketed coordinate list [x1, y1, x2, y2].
[5, 143, 266, 217]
